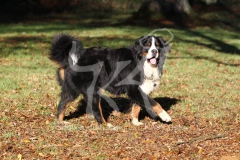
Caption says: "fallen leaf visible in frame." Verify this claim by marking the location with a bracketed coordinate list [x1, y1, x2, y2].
[17, 154, 22, 160]
[38, 153, 44, 157]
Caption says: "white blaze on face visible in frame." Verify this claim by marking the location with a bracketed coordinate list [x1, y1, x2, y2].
[147, 37, 158, 65]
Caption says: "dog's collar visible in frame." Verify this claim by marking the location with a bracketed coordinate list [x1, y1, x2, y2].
[144, 75, 161, 81]
[144, 76, 154, 80]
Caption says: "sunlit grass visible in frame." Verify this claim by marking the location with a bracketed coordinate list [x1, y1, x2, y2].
[0, 23, 240, 119]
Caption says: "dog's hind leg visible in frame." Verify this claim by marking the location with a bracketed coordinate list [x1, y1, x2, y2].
[57, 91, 77, 123]
[58, 101, 70, 123]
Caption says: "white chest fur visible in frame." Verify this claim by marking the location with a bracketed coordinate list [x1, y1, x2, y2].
[140, 61, 162, 95]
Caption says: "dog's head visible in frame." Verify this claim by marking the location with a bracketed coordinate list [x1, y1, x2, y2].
[133, 36, 170, 68]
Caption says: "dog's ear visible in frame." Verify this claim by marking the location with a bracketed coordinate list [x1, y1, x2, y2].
[157, 36, 165, 47]
[132, 37, 144, 56]
[158, 36, 170, 54]
[133, 43, 142, 56]
[139, 36, 149, 46]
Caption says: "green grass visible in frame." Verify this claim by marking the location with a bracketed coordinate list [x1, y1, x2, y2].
[0, 13, 240, 159]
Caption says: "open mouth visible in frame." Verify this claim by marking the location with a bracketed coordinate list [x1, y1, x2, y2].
[147, 57, 159, 66]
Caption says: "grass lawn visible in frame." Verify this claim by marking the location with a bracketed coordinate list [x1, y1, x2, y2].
[0, 13, 240, 159]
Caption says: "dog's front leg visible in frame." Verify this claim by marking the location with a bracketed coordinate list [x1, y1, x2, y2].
[131, 104, 143, 126]
[147, 97, 171, 122]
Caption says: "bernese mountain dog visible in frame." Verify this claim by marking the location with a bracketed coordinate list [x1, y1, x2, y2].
[49, 34, 171, 126]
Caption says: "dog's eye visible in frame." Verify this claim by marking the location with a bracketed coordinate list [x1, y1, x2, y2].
[155, 43, 159, 46]
[146, 43, 151, 47]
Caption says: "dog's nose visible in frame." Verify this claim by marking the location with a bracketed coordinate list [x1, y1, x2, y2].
[151, 49, 157, 56]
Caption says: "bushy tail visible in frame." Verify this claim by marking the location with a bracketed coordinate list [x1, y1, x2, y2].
[49, 34, 82, 68]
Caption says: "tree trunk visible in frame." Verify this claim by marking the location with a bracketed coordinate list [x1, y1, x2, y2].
[183, 0, 192, 14]
[201, 0, 218, 5]
[136, 0, 192, 18]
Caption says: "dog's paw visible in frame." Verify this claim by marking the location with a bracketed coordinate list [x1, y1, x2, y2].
[86, 114, 95, 119]
[132, 118, 143, 126]
[158, 110, 171, 122]
[57, 121, 71, 130]
[106, 123, 114, 128]
[58, 121, 71, 125]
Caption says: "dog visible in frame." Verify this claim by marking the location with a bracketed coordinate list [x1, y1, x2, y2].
[49, 34, 171, 126]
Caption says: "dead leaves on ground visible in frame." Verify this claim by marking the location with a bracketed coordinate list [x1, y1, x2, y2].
[1, 104, 240, 159]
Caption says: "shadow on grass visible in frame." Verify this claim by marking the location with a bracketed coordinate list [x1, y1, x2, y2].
[168, 28, 240, 67]
[168, 54, 240, 67]
[1, 30, 239, 68]
[0, 35, 136, 57]
[0, 35, 51, 57]
[175, 29, 240, 55]
[64, 96, 180, 123]
[1, 8, 239, 65]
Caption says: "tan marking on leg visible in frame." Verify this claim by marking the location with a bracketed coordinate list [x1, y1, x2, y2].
[131, 104, 143, 126]
[59, 68, 65, 80]
[58, 104, 69, 122]
[152, 103, 164, 115]
[98, 99, 107, 124]
[132, 104, 141, 120]
[150, 98, 171, 122]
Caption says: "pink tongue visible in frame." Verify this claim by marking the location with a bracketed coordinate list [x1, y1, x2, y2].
[150, 58, 157, 65]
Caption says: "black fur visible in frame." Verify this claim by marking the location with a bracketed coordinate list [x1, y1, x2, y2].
[49, 34, 169, 124]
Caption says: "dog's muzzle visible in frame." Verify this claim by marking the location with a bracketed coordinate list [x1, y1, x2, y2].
[147, 49, 159, 66]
